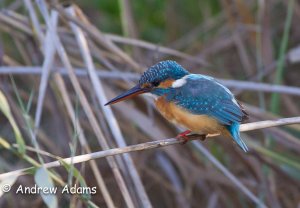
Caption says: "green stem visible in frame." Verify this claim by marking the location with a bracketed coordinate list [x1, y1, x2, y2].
[270, 0, 294, 114]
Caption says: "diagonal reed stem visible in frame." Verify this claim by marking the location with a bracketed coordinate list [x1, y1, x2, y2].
[36, 1, 137, 207]
[2, 116, 300, 207]
[67, 6, 152, 208]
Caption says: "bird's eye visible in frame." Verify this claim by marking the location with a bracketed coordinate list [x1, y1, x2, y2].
[151, 81, 160, 87]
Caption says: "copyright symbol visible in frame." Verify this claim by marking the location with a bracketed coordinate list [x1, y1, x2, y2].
[1, 184, 11, 193]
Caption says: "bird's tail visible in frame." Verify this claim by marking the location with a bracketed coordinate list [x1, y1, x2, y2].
[225, 122, 248, 152]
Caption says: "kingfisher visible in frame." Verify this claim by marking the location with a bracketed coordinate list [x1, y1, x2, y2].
[105, 60, 249, 152]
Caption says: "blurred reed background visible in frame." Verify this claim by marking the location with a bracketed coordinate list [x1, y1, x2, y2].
[0, 0, 300, 207]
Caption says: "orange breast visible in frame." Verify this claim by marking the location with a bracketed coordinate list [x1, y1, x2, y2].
[155, 97, 226, 135]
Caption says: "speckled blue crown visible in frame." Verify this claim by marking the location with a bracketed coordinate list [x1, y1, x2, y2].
[139, 60, 189, 85]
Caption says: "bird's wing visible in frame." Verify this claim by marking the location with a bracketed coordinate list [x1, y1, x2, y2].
[168, 74, 247, 125]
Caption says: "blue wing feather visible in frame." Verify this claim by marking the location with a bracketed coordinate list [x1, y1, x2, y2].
[167, 74, 246, 125]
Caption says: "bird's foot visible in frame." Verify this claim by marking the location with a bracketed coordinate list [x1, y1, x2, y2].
[176, 131, 207, 144]
[176, 130, 192, 144]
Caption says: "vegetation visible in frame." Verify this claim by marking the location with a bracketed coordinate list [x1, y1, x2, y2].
[0, 0, 299, 207]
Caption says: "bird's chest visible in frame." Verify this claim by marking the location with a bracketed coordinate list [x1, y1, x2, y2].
[155, 97, 224, 134]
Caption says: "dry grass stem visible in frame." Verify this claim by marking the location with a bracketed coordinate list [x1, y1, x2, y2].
[1, 117, 300, 207]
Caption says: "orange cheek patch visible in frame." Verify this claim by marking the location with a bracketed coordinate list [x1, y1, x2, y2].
[158, 79, 175, 88]
[142, 83, 151, 88]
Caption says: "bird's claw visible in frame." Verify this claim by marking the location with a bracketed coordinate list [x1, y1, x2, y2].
[176, 130, 192, 144]
[176, 131, 207, 144]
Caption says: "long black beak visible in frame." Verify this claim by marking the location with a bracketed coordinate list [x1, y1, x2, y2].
[105, 85, 149, 106]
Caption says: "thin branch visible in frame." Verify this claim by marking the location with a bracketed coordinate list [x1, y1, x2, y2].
[54, 74, 116, 208]
[1, 66, 300, 96]
[191, 142, 265, 208]
[23, 0, 44, 45]
[220, 79, 300, 96]
[239, 117, 300, 131]
[52, 4, 141, 71]
[36, 2, 137, 207]
[1, 117, 300, 207]
[33, 10, 58, 139]
[105, 34, 208, 66]
[0, 66, 140, 79]
[67, 6, 149, 207]
[22, 2, 116, 207]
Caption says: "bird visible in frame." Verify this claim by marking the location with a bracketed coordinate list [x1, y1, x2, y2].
[105, 60, 249, 152]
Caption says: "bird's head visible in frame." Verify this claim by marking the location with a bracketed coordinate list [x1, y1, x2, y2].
[105, 60, 189, 105]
